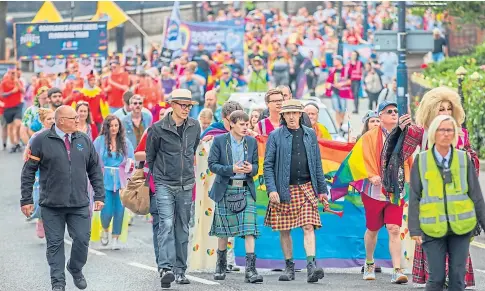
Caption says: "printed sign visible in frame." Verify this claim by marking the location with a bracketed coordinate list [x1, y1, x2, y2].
[15, 21, 108, 60]
[159, 47, 174, 67]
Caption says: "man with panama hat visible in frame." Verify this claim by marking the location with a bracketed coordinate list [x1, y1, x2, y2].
[146, 88, 201, 288]
[264, 99, 330, 284]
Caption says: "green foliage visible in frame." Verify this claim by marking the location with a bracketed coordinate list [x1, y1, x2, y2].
[446, 1, 485, 29]
[419, 43, 485, 158]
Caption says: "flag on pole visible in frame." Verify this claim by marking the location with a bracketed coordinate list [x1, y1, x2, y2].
[165, 1, 182, 51]
[32, 1, 63, 23]
[91, 1, 129, 30]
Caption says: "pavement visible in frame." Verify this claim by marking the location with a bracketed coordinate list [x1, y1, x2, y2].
[1, 99, 485, 291]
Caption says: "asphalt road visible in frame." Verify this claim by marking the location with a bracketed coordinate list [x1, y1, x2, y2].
[1, 99, 485, 291]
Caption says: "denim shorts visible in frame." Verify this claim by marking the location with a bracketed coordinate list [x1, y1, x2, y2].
[331, 94, 347, 113]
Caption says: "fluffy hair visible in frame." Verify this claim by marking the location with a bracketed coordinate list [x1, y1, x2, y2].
[100, 115, 127, 158]
[415, 86, 465, 128]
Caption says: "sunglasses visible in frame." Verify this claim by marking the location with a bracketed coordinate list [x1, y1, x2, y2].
[132, 102, 143, 106]
[383, 109, 398, 115]
[173, 102, 193, 110]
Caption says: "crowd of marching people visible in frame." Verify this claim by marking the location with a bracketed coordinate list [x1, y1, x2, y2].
[2, 2, 482, 291]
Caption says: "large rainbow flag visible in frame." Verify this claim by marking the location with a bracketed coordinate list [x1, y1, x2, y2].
[189, 134, 414, 270]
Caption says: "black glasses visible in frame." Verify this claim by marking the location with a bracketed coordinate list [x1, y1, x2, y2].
[173, 102, 193, 110]
[384, 109, 398, 115]
[269, 99, 284, 103]
[132, 102, 143, 106]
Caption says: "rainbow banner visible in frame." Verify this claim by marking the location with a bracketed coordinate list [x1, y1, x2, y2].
[188, 136, 416, 271]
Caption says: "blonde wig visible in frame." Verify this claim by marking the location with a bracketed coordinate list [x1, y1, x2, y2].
[415, 86, 465, 128]
[427, 115, 459, 148]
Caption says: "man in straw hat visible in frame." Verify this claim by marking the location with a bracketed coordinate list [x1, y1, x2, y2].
[263, 99, 329, 283]
[146, 89, 201, 288]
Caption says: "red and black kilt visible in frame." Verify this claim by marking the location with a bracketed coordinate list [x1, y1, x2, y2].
[264, 182, 322, 231]
[412, 243, 475, 287]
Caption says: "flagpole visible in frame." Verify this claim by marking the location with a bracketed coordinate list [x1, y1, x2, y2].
[70, 1, 75, 21]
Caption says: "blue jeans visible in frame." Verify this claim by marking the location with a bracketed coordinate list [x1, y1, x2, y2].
[331, 93, 347, 113]
[155, 182, 193, 273]
[432, 52, 445, 63]
[100, 190, 125, 235]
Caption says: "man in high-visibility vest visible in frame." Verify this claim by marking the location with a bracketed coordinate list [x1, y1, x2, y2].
[409, 115, 485, 291]
[215, 67, 239, 106]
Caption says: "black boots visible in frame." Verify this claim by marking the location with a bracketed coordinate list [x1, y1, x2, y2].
[245, 253, 263, 283]
[214, 249, 228, 280]
[307, 258, 324, 283]
[278, 259, 296, 281]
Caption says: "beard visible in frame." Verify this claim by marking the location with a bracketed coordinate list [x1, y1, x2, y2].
[51, 101, 63, 109]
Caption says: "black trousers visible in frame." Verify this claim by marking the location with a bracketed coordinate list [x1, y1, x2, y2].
[41, 206, 91, 287]
[421, 233, 471, 291]
[351, 80, 361, 112]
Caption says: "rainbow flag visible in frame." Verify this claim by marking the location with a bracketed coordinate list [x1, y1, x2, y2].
[330, 128, 391, 202]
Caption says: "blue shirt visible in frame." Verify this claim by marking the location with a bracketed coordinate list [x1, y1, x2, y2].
[433, 146, 451, 168]
[230, 133, 246, 179]
[55, 125, 71, 142]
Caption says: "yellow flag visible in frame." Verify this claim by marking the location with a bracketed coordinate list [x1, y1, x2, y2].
[92, 1, 129, 30]
[31, 1, 63, 23]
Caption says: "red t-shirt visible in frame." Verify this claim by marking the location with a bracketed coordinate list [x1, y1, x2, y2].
[107, 71, 130, 108]
[1, 78, 23, 108]
[134, 78, 162, 111]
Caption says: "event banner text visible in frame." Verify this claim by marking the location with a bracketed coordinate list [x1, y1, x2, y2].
[15, 21, 108, 60]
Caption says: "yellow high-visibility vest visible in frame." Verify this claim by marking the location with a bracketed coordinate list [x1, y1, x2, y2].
[418, 148, 477, 238]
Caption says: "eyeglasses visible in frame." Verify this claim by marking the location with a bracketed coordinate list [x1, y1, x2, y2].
[269, 99, 284, 103]
[173, 102, 193, 110]
[132, 102, 143, 106]
[62, 116, 79, 121]
[383, 109, 398, 115]
[437, 128, 455, 134]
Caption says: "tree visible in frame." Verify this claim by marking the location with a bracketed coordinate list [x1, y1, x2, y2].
[444, 1, 485, 29]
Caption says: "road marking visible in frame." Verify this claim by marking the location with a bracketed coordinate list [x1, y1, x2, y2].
[127, 262, 220, 285]
[471, 241, 485, 249]
[476, 269, 485, 274]
[64, 239, 107, 256]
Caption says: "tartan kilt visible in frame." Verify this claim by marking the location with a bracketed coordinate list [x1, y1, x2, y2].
[209, 185, 259, 238]
[412, 243, 475, 286]
[264, 182, 321, 231]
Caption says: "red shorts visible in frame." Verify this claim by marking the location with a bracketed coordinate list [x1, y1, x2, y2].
[361, 193, 404, 231]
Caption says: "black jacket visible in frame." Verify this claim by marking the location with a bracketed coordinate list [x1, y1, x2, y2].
[21, 126, 105, 207]
[208, 133, 258, 203]
[146, 112, 201, 187]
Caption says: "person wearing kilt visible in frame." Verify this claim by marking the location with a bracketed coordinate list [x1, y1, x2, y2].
[263, 99, 330, 284]
[208, 110, 263, 284]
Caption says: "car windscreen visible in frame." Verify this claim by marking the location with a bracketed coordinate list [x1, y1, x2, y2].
[318, 109, 338, 135]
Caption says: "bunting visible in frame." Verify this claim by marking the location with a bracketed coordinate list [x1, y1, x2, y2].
[92, 1, 129, 30]
[31, 1, 63, 23]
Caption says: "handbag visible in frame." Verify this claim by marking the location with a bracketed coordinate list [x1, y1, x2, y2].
[120, 167, 150, 215]
[226, 192, 247, 214]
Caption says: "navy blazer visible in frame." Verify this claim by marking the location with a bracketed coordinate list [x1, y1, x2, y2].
[208, 133, 259, 203]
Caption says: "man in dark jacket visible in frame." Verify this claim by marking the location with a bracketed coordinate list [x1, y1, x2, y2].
[146, 89, 201, 288]
[20, 106, 105, 291]
[263, 99, 329, 284]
